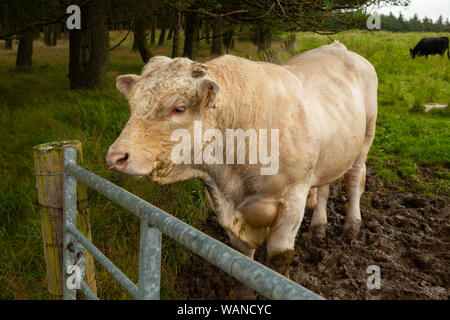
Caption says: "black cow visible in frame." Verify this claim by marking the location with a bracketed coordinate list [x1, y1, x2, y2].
[410, 37, 449, 59]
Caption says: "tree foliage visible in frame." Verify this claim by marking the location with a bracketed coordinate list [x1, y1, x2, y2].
[0, 0, 414, 89]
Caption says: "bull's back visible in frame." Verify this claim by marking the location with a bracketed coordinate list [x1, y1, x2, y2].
[282, 41, 378, 184]
[282, 41, 377, 119]
[207, 49, 378, 187]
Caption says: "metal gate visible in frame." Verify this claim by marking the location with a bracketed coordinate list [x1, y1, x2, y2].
[62, 147, 323, 300]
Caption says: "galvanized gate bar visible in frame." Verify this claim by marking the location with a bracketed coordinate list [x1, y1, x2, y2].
[137, 218, 162, 300]
[80, 280, 99, 300]
[66, 224, 140, 299]
[63, 148, 77, 300]
[64, 158, 324, 300]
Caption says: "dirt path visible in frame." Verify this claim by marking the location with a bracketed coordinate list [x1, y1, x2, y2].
[175, 166, 449, 300]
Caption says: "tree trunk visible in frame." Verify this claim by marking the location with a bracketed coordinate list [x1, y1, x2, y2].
[69, 1, 110, 90]
[51, 24, 60, 46]
[284, 34, 296, 52]
[229, 37, 235, 51]
[256, 23, 271, 52]
[171, 12, 181, 58]
[204, 19, 210, 44]
[195, 20, 200, 44]
[223, 28, 234, 52]
[158, 7, 167, 46]
[16, 28, 34, 68]
[132, 34, 139, 51]
[150, 1, 157, 46]
[150, 18, 156, 45]
[158, 25, 166, 46]
[167, 25, 174, 40]
[44, 25, 52, 46]
[42, 0, 53, 46]
[3, 2, 13, 50]
[133, 18, 153, 63]
[183, 12, 197, 58]
[211, 19, 223, 55]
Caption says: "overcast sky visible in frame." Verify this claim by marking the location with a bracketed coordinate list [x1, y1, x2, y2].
[375, 0, 450, 22]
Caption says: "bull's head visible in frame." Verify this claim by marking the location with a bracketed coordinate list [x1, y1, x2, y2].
[106, 56, 220, 183]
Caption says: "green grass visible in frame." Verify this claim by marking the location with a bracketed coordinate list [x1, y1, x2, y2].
[0, 30, 449, 299]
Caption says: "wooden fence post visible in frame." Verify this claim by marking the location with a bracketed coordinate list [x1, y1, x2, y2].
[33, 140, 97, 299]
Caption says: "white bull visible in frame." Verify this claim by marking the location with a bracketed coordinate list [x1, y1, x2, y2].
[106, 41, 378, 296]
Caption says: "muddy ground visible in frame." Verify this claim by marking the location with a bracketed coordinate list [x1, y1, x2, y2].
[175, 166, 449, 300]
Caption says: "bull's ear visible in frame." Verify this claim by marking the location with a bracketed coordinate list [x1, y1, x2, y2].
[116, 75, 140, 97]
[197, 79, 220, 109]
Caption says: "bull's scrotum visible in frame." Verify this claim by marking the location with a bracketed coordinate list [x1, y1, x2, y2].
[239, 199, 279, 228]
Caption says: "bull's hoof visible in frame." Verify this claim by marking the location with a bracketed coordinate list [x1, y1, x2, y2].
[342, 220, 361, 242]
[228, 285, 256, 300]
[309, 223, 327, 240]
[268, 249, 294, 278]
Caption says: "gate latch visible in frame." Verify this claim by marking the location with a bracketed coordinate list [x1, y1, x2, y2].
[67, 252, 85, 275]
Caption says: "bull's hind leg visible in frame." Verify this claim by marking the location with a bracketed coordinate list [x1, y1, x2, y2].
[342, 160, 366, 239]
[308, 184, 330, 239]
[305, 187, 318, 210]
[267, 183, 309, 278]
[342, 117, 375, 239]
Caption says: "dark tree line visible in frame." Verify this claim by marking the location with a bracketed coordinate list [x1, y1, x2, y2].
[0, 0, 408, 90]
[375, 13, 450, 32]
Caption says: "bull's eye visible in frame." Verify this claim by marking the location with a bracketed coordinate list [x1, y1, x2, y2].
[168, 106, 186, 117]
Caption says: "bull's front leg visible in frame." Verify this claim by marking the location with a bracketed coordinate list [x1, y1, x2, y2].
[201, 173, 269, 249]
[266, 184, 309, 278]
[226, 231, 257, 300]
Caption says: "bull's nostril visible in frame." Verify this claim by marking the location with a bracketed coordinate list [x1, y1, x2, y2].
[115, 154, 128, 166]
[106, 151, 130, 170]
